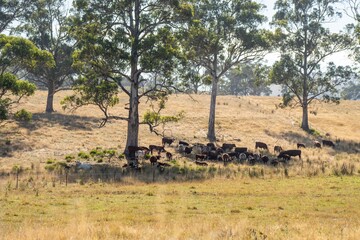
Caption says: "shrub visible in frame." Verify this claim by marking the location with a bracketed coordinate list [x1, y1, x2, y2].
[14, 109, 32, 122]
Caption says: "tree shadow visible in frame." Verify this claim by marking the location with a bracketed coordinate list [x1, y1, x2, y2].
[264, 129, 360, 154]
[19, 112, 102, 131]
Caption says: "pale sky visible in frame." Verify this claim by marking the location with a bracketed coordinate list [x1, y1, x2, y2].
[259, 0, 357, 67]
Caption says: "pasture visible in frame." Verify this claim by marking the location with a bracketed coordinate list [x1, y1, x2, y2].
[1, 90, 360, 239]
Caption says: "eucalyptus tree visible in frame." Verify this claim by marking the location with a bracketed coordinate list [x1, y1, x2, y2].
[70, 0, 192, 156]
[0, 34, 54, 122]
[269, 0, 356, 132]
[15, 0, 75, 113]
[183, 0, 271, 141]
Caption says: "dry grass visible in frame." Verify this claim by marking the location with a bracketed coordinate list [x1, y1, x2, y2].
[1, 90, 360, 239]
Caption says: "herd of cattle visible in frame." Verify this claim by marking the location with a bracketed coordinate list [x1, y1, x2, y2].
[126, 137, 337, 168]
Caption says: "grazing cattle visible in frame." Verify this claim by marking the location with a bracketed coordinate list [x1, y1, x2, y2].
[297, 143, 306, 149]
[235, 147, 247, 154]
[166, 152, 173, 161]
[222, 143, 236, 152]
[238, 153, 247, 161]
[255, 141, 268, 150]
[207, 142, 217, 150]
[192, 144, 205, 154]
[207, 150, 220, 160]
[195, 161, 208, 166]
[162, 137, 175, 146]
[322, 140, 335, 148]
[278, 154, 290, 161]
[195, 154, 207, 161]
[179, 140, 190, 146]
[278, 150, 301, 160]
[222, 153, 231, 162]
[274, 145, 283, 153]
[216, 147, 224, 154]
[157, 162, 171, 167]
[270, 159, 279, 166]
[314, 141, 321, 148]
[261, 155, 269, 164]
[128, 146, 150, 159]
[227, 152, 239, 159]
[184, 146, 193, 154]
[149, 145, 166, 154]
[149, 156, 159, 165]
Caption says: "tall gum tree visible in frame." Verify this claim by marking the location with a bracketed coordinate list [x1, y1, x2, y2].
[183, 0, 271, 141]
[15, 0, 75, 113]
[270, 0, 356, 132]
[71, 0, 192, 156]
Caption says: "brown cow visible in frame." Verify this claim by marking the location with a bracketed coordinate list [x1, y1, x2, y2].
[149, 155, 160, 165]
[274, 145, 283, 153]
[162, 137, 175, 146]
[149, 145, 166, 154]
[322, 140, 335, 148]
[297, 143, 306, 149]
[278, 150, 301, 160]
[314, 141, 321, 148]
[255, 141, 268, 150]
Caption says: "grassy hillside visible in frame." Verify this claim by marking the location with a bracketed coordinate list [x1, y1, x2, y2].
[1, 90, 360, 239]
[0, 90, 359, 169]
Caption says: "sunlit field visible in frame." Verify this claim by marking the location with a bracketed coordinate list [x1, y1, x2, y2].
[1, 90, 360, 239]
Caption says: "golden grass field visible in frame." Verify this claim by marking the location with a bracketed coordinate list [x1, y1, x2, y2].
[1, 90, 360, 239]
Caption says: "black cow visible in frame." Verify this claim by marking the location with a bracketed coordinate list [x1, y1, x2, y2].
[162, 137, 175, 146]
[222, 143, 236, 151]
[184, 146, 193, 154]
[222, 153, 231, 162]
[322, 140, 335, 148]
[261, 155, 270, 164]
[278, 150, 301, 160]
[235, 147, 247, 153]
[255, 141, 268, 150]
[166, 152, 173, 160]
[207, 142, 217, 150]
[314, 141, 321, 148]
[297, 143, 306, 149]
[195, 161, 208, 166]
[149, 156, 159, 165]
[195, 154, 207, 161]
[149, 145, 166, 154]
[274, 145, 283, 153]
[179, 140, 190, 146]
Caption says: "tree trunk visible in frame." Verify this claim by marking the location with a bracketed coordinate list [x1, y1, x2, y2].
[301, 102, 309, 131]
[45, 80, 55, 113]
[207, 77, 218, 141]
[125, 81, 139, 159]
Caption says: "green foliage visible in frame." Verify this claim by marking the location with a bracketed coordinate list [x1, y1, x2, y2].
[61, 78, 119, 119]
[0, 34, 52, 122]
[78, 151, 90, 160]
[14, 109, 32, 122]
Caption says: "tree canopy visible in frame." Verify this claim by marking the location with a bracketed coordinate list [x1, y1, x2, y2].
[183, 0, 272, 141]
[269, 0, 356, 132]
[0, 34, 54, 121]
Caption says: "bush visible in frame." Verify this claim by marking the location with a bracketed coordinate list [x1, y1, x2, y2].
[14, 109, 32, 122]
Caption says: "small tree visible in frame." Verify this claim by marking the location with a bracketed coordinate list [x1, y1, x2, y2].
[270, 0, 356, 132]
[15, 0, 75, 113]
[183, 0, 271, 141]
[0, 34, 54, 123]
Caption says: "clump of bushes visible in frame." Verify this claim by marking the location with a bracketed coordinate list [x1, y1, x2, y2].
[14, 109, 32, 122]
